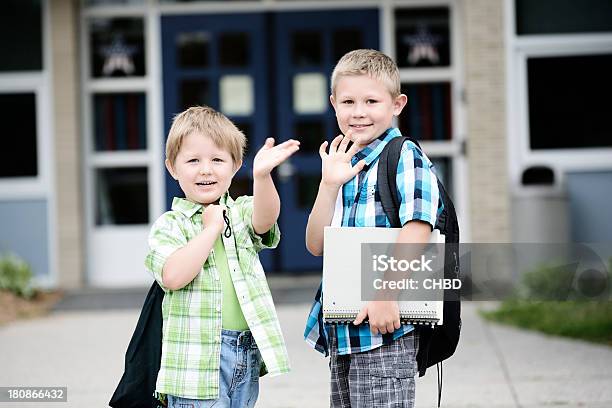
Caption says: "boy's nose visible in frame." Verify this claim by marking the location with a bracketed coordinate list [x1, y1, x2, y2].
[199, 163, 212, 175]
[351, 103, 366, 117]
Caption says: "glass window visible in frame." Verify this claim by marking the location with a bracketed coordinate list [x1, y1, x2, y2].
[90, 18, 146, 78]
[297, 174, 321, 209]
[229, 176, 253, 198]
[430, 157, 452, 198]
[294, 121, 325, 154]
[177, 31, 210, 69]
[333, 29, 363, 62]
[219, 32, 250, 67]
[292, 31, 323, 66]
[527, 54, 612, 149]
[220, 75, 254, 116]
[0, 0, 42, 72]
[180, 79, 210, 110]
[516, 0, 612, 35]
[0, 93, 38, 178]
[93, 93, 147, 152]
[233, 122, 251, 157]
[96, 167, 149, 225]
[293, 73, 327, 114]
[399, 83, 452, 141]
[395, 8, 450, 68]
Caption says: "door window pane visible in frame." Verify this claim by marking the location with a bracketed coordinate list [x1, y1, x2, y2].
[333, 29, 363, 62]
[0, 93, 37, 178]
[177, 31, 210, 68]
[93, 93, 147, 152]
[516, 0, 612, 35]
[293, 73, 327, 114]
[527, 54, 612, 149]
[180, 79, 210, 110]
[219, 32, 250, 67]
[430, 157, 452, 198]
[297, 174, 321, 209]
[0, 0, 42, 72]
[399, 82, 452, 141]
[294, 121, 325, 154]
[229, 176, 252, 198]
[395, 8, 450, 68]
[220, 75, 254, 116]
[96, 167, 149, 225]
[233, 122, 251, 157]
[292, 32, 322, 66]
[90, 18, 146, 78]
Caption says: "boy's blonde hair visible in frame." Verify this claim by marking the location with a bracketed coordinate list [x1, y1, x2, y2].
[166, 105, 246, 167]
[331, 49, 401, 98]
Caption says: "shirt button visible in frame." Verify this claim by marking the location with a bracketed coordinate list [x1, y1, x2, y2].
[216, 304, 221, 312]
[215, 336, 220, 342]
[215, 275, 220, 281]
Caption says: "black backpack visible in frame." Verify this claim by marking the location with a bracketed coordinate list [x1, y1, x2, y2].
[109, 281, 165, 408]
[377, 136, 461, 406]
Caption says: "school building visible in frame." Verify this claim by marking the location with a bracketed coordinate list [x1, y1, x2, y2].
[0, 0, 611, 289]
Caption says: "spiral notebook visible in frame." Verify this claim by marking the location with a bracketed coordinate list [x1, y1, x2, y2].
[322, 226, 445, 327]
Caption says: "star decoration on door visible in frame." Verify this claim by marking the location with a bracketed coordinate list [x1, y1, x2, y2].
[99, 35, 138, 76]
[401, 23, 442, 66]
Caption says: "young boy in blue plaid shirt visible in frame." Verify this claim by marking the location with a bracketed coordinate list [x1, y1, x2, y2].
[304, 49, 444, 407]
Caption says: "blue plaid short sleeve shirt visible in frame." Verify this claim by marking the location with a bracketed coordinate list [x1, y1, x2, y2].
[304, 128, 444, 356]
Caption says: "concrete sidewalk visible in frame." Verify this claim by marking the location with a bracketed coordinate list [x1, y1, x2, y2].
[1, 298, 611, 407]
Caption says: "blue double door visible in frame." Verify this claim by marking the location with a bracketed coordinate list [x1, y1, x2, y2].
[162, 10, 378, 271]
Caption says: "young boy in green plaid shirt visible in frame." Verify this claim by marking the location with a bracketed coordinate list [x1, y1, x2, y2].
[145, 106, 298, 407]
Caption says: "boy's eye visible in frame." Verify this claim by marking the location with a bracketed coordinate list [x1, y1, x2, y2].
[367, 99, 378, 104]
[213, 158, 224, 163]
[342, 100, 353, 104]
[187, 158, 199, 163]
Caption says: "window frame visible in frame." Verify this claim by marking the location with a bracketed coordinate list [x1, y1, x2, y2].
[0, 74, 51, 200]
[383, 0, 469, 240]
[506, 0, 612, 190]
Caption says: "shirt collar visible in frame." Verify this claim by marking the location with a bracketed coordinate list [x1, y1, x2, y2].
[352, 127, 403, 166]
[171, 191, 234, 218]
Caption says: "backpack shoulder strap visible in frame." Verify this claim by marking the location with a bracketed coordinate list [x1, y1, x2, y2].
[377, 136, 420, 228]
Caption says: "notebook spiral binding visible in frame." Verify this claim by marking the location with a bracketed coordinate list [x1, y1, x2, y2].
[324, 312, 440, 327]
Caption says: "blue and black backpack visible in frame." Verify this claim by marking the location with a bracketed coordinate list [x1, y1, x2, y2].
[377, 135, 461, 407]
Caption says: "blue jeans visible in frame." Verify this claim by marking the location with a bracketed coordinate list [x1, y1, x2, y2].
[167, 329, 261, 408]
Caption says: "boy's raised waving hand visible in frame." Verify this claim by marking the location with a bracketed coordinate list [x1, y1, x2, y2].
[252, 137, 300, 235]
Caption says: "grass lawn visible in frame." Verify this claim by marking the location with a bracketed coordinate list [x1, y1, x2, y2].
[480, 300, 612, 346]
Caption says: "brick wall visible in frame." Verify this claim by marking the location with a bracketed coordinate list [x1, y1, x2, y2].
[51, 0, 83, 288]
[463, 0, 511, 242]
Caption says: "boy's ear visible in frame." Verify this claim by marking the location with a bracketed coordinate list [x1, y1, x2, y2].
[330, 94, 337, 112]
[393, 93, 408, 116]
[165, 159, 178, 180]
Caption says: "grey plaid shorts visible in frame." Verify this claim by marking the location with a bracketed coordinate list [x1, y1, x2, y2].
[329, 328, 419, 408]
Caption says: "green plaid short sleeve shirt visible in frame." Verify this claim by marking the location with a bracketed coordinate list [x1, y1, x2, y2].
[145, 192, 290, 400]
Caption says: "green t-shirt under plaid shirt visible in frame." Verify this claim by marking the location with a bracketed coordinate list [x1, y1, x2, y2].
[145, 192, 290, 400]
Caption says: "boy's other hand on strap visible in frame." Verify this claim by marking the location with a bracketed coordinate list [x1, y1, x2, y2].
[319, 130, 366, 188]
[353, 300, 401, 335]
[202, 204, 226, 235]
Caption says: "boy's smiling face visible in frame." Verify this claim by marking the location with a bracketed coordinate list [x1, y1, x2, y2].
[331, 74, 407, 149]
[166, 132, 240, 205]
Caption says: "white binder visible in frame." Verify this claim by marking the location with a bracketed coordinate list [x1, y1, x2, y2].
[323, 226, 445, 327]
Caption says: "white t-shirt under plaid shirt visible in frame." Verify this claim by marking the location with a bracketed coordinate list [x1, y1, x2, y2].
[145, 192, 290, 400]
